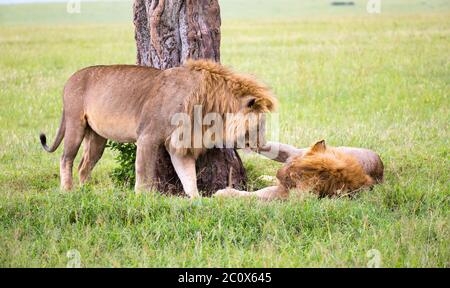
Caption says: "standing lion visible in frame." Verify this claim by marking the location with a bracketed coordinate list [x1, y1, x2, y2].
[40, 60, 276, 198]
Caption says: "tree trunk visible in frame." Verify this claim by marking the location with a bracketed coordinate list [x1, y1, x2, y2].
[133, 0, 247, 196]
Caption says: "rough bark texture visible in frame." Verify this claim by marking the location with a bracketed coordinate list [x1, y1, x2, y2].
[133, 0, 246, 196]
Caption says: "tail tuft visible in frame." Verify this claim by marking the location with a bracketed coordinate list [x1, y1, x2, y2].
[40, 133, 46, 146]
[40, 133, 50, 152]
[40, 110, 65, 153]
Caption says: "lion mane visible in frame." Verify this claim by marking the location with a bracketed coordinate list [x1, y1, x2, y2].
[184, 59, 277, 115]
[168, 60, 278, 157]
[277, 140, 375, 197]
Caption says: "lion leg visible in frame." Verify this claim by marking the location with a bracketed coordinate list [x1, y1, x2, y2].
[135, 137, 159, 193]
[215, 186, 288, 201]
[60, 122, 86, 191]
[78, 127, 107, 185]
[252, 141, 306, 163]
[169, 153, 200, 199]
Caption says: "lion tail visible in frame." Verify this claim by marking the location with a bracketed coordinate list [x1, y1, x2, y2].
[40, 111, 65, 153]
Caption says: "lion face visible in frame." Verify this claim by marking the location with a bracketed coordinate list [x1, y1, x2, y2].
[169, 60, 277, 156]
[223, 96, 268, 149]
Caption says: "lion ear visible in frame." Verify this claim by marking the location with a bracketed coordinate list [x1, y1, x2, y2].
[243, 97, 275, 113]
[311, 140, 326, 152]
[240, 96, 258, 110]
[247, 97, 257, 109]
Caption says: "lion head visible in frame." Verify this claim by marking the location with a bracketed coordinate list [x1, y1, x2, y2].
[169, 60, 277, 157]
[276, 140, 375, 197]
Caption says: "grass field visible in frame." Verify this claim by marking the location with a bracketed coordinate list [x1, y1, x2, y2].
[0, 0, 449, 267]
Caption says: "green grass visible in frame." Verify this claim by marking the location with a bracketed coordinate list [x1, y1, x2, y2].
[0, 0, 449, 267]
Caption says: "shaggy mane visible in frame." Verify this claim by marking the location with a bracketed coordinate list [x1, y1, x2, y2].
[278, 142, 374, 197]
[184, 59, 277, 114]
[168, 59, 277, 157]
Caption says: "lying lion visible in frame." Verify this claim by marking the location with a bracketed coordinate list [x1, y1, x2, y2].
[40, 60, 276, 198]
[215, 140, 384, 200]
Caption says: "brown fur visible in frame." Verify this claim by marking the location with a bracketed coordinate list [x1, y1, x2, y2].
[215, 140, 381, 200]
[184, 59, 276, 114]
[40, 60, 276, 196]
[172, 60, 277, 157]
[276, 140, 374, 197]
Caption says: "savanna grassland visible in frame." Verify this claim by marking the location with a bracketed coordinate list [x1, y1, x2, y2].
[0, 0, 448, 267]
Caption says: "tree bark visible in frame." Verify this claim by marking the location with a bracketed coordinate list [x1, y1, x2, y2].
[133, 0, 247, 196]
